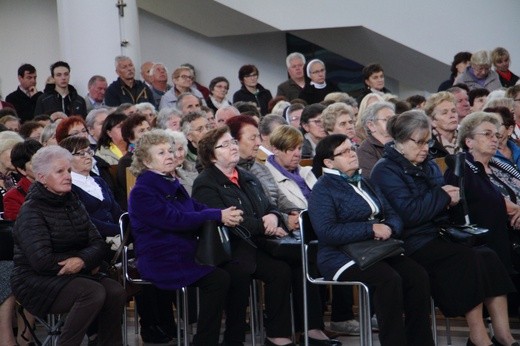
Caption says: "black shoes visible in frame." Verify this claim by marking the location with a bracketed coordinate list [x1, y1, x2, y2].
[299, 334, 343, 346]
[140, 325, 172, 343]
[491, 336, 520, 346]
[264, 338, 296, 346]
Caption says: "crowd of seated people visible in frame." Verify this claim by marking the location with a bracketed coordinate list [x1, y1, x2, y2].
[1, 46, 520, 345]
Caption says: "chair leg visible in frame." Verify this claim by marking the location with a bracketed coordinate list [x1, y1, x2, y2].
[133, 297, 139, 335]
[122, 301, 128, 346]
[249, 283, 256, 346]
[182, 287, 190, 346]
[358, 285, 372, 346]
[445, 317, 452, 346]
[431, 298, 437, 346]
[289, 290, 296, 343]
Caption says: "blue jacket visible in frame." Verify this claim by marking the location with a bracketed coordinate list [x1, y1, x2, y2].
[72, 176, 123, 237]
[128, 170, 221, 290]
[308, 173, 402, 280]
[494, 139, 520, 170]
[370, 144, 451, 255]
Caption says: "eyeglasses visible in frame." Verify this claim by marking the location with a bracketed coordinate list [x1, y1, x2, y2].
[408, 138, 435, 147]
[72, 148, 94, 157]
[473, 131, 503, 140]
[179, 75, 194, 80]
[68, 128, 88, 137]
[310, 68, 325, 75]
[215, 139, 239, 149]
[244, 73, 258, 78]
[332, 146, 356, 158]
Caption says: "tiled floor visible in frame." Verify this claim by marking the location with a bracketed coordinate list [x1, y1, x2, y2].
[32, 307, 520, 345]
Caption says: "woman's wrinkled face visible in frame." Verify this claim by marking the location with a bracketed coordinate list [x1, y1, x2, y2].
[309, 62, 326, 84]
[39, 158, 72, 195]
[131, 121, 151, 144]
[432, 100, 458, 133]
[71, 147, 94, 175]
[274, 145, 302, 172]
[302, 115, 327, 141]
[0, 149, 15, 172]
[212, 132, 240, 169]
[472, 64, 490, 79]
[167, 115, 181, 131]
[331, 113, 356, 139]
[289, 109, 303, 128]
[144, 142, 176, 174]
[238, 124, 261, 160]
[211, 81, 229, 100]
[326, 139, 358, 176]
[465, 121, 500, 159]
[398, 129, 432, 165]
[172, 142, 186, 168]
[366, 107, 394, 144]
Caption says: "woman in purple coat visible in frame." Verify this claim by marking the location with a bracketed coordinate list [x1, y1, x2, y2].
[128, 129, 243, 346]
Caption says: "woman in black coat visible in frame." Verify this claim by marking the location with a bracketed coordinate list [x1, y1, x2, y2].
[232, 65, 273, 116]
[10, 146, 125, 345]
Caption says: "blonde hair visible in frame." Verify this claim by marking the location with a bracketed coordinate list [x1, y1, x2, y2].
[424, 92, 455, 119]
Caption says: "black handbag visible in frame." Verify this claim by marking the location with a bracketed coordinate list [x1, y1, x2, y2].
[439, 225, 488, 247]
[255, 231, 302, 262]
[195, 220, 232, 266]
[340, 238, 404, 270]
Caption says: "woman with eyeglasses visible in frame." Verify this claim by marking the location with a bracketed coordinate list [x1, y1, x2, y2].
[206, 76, 232, 113]
[159, 67, 205, 110]
[193, 127, 341, 346]
[232, 64, 273, 116]
[95, 112, 128, 165]
[309, 134, 435, 346]
[298, 59, 339, 105]
[371, 110, 518, 346]
[301, 104, 327, 159]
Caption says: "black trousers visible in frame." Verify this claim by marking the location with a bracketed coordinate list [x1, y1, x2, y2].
[190, 267, 230, 346]
[337, 255, 434, 346]
[48, 276, 126, 346]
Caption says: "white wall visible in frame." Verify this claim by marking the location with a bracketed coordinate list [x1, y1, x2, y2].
[138, 10, 287, 98]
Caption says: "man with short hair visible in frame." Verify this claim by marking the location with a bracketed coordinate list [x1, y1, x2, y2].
[276, 52, 306, 101]
[6, 64, 43, 121]
[84, 75, 108, 112]
[447, 86, 471, 120]
[149, 63, 171, 106]
[105, 56, 156, 107]
[177, 92, 202, 115]
[34, 61, 87, 117]
[215, 106, 240, 127]
[140, 61, 154, 87]
[181, 111, 209, 172]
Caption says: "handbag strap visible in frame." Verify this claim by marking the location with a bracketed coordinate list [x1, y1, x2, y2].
[360, 178, 386, 221]
[111, 222, 131, 266]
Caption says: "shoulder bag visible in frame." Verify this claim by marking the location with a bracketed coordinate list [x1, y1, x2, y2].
[195, 220, 232, 266]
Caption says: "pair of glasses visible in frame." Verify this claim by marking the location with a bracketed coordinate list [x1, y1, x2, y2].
[332, 146, 356, 158]
[215, 139, 239, 149]
[473, 131, 503, 140]
[68, 128, 88, 137]
[179, 75, 193, 80]
[308, 119, 323, 125]
[310, 68, 325, 75]
[192, 125, 211, 133]
[409, 138, 435, 147]
[73, 148, 94, 157]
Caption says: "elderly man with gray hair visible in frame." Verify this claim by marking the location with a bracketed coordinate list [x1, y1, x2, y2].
[180, 110, 209, 173]
[276, 52, 306, 101]
[356, 101, 396, 178]
[105, 55, 156, 107]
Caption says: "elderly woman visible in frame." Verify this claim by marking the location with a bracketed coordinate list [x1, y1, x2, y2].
[491, 47, 519, 88]
[301, 103, 327, 159]
[159, 66, 204, 110]
[298, 59, 339, 105]
[354, 93, 386, 141]
[309, 134, 434, 346]
[356, 101, 395, 178]
[487, 106, 520, 170]
[322, 102, 357, 142]
[19, 121, 44, 141]
[232, 64, 273, 116]
[371, 110, 517, 346]
[10, 146, 125, 345]
[455, 50, 503, 92]
[438, 51, 472, 92]
[156, 107, 182, 131]
[95, 112, 128, 165]
[424, 91, 461, 158]
[192, 127, 340, 346]
[165, 130, 199, 195]
[135, 102, 157, 127]
[206, 76, 232, 113]
[0, 132, 23, 204]
[85, 108, 109, 149]
[127, 129, 241, 346]
[40, 122, 59, 146]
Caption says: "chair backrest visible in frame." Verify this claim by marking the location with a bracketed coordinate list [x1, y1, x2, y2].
[299, 209, 321, 282]
[299, 209, 318, 245]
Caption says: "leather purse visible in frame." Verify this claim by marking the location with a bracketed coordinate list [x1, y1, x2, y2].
[255, 231, 302, 262]
[195, 220, 232, 266]
[340, 238, 404, 270]
[439, 225, 488, 247]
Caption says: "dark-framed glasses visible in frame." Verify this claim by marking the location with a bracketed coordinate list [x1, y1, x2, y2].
[215, 139, 239, 149]
[72, 148, 94, 157]
[409, 138, 435, 147]
[332, 146, 356, 158]
[473, 130, 503, 140]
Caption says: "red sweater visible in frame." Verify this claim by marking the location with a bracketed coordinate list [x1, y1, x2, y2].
[3, 177, 32, 221]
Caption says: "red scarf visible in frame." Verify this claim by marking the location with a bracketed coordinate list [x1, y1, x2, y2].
[497, 69, 512, 81]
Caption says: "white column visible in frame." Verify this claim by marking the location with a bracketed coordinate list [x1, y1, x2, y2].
[56, 0, 141, 96]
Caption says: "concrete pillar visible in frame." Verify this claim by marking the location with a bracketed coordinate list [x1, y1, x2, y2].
[56, 0, 141, 95]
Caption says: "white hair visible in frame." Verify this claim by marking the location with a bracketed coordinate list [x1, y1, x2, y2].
[286, 52, 306, 68]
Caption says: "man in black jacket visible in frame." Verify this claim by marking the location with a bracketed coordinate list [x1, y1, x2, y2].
[34, 61, 87, 117]
[105, 55, 156, 108]
[6, 64, 43, 122]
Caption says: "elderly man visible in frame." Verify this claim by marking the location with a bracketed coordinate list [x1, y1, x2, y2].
[149, 63, 171, 106]
[215, 105, 240, 127]
[447, 86, 471, 121]
[34, 61, 86, 117]
[105, 56, 156, 107]
[177, 92, 202, 115]
[84, 75, 108, 112]
[276, 52, 306, 101]
[6, 63, 43, 122]
[181, 111, 209, 172]
[140, 61, 154, 88]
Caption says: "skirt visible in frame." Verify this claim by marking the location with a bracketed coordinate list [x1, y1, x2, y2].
[411, 237, 515, 317]
[0, 260, 14, 304]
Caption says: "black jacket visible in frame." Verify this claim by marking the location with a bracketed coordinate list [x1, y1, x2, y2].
[298, 82, 339, 105]
[34, 83, 87, 117]
[232, 83, 272, 116]
[5, 87, 43, 121]
[192, 165, 279, 273]
[105, 77, 156, 107]
[11, 182, 106, 317]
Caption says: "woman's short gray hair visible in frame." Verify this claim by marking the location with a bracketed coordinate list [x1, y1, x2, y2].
[0, 131, 23, 155]
[32, 145, 72, 180]
[136, 102, 157, 115]
[165, 130, 188, 152]
[360, 101, 395, 131]
[457, 111, 501, 150]
[40, 123, 58, 146]
[322, 103, 355, 133]
[387, 110, 430, 144]
[470, 50, 491, 66]
[130, 129, 174, 176]
[156, 107, 182, 129]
